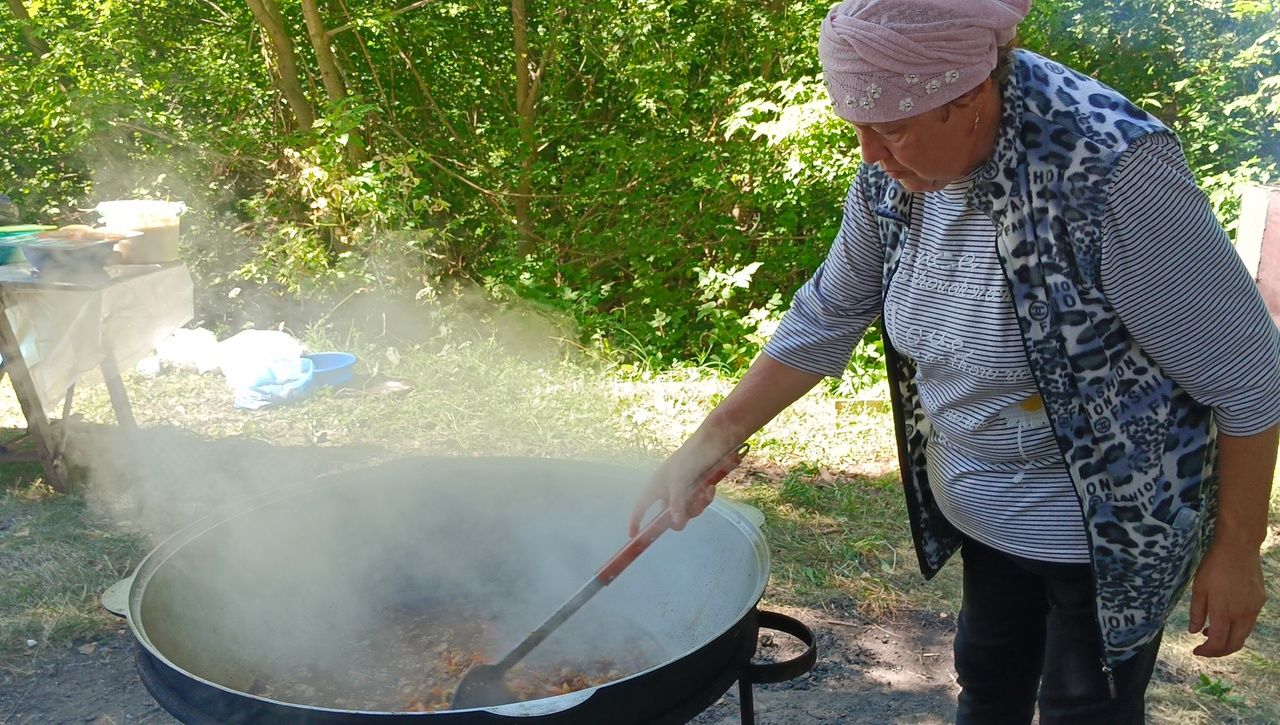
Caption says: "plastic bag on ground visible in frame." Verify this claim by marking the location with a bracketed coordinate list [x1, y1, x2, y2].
[233, 356, 316, 410]
[217, 329, 304, 388]
[217, 329, 312, 409]
[156, 327, 221, 373]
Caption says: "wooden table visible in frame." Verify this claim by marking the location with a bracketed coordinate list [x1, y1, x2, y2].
[0, 263, 194, 491]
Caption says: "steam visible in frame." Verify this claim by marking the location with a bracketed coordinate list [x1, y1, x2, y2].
[58, 203, 688, 709]
[67, 252, 656, 507]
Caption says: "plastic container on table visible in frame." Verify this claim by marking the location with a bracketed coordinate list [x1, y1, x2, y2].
[96, 200, 186, 264]
[0, 228, 138, 279]
[21, 239, 118, 275]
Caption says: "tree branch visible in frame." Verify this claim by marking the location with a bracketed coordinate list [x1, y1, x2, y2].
[5, 0, 49, 57]
[393, 43, 467, 142]
[107, 119, 239, 161]
[326, 0, 434, 38]
[300, 0, 347, 103]
[198, 0, 234, 23]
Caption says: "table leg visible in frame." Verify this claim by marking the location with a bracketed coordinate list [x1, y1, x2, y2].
[53, 382, 75, 460]
[98, 352, 137, 431]
[0, 306, 70, 492]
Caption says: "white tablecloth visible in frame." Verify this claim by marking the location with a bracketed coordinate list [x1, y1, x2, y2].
[0, 263, 195, 415]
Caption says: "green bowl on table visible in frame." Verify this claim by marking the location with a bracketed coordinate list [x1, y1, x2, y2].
[0, 226, 54, 264]
[0, 228, 132, 282]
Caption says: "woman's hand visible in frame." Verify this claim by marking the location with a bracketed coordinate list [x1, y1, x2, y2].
[1188, 539, 1267, 657]
[1191, 425, 1277, 657]
[627, 354, 823, 537]
[628, 442, 745, 536]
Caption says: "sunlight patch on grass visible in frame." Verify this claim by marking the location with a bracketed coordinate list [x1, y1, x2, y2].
[727, 465, 962, 618]
[70, 339, 655, 465]
[610, 367, 899, 478]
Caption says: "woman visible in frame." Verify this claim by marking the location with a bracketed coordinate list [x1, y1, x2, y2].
[630, 1, 1280, 722]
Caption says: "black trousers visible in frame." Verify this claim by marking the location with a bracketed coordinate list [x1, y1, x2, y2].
[953, 537, 1163, 725]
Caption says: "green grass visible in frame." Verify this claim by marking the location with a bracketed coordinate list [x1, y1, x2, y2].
[0, 473, 145, 673]
[729, 466, 962, 617]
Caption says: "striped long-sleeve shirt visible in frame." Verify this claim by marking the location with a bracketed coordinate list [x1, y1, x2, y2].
[764, 134, 1280, 563]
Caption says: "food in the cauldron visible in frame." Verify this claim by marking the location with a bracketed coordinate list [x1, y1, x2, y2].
[403, 651, 625, 712]
[246, 607, 642, 712]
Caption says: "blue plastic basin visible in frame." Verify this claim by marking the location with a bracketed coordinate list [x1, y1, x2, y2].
[302, 352, 357, 388]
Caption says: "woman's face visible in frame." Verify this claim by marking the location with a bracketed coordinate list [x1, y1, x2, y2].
[852, 88, 989, 192]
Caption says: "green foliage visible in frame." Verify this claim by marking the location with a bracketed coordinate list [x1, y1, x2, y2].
[237, 102, 446, 295]
[1194, 673, 1247, 704]
[0, 0, 1276, 387]
[779, 462, 823, 509]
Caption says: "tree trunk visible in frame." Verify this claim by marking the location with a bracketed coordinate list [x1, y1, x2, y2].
[245, 0, 315, 131]
[299, 0, 347, 103]
[511, 0, 536, 254]
[299, 0, 365, 161]
[5, 0, 49, 57]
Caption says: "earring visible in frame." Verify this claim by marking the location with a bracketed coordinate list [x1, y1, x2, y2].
[973, 113, 981, 134]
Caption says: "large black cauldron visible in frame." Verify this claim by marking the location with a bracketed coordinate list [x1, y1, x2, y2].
[105, 457, 816, 723]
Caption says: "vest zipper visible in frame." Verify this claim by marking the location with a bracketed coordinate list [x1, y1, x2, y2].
[1000, 252, 1120, 699]
[1102, 662, 1118, 699]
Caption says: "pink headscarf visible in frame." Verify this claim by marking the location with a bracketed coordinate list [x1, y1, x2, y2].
[819, 0, 1030, 124]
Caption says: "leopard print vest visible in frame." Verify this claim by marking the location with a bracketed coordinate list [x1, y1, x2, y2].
[862, 49, 1218, 666]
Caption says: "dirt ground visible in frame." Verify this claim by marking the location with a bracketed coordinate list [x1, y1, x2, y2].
[0, 606, 959, 725]
[691, 606, 959, 725]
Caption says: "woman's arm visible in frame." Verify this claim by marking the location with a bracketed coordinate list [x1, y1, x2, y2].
[630, 171, 887, 536]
